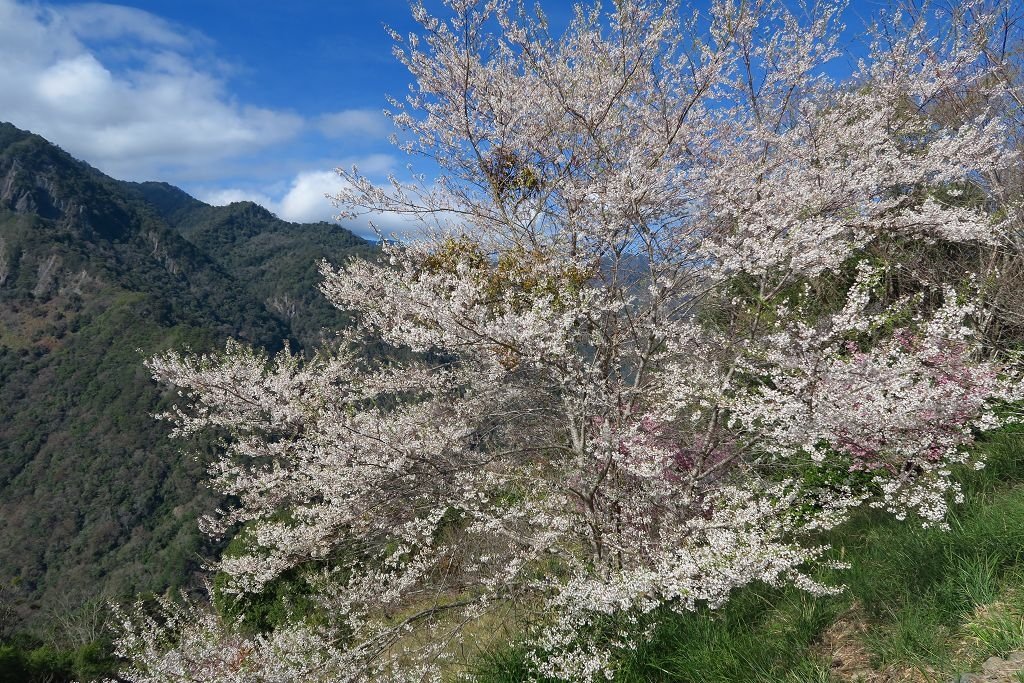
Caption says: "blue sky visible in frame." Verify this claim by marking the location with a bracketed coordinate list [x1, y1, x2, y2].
[0, 0, 881, 236]
[0, 0, 436, 234]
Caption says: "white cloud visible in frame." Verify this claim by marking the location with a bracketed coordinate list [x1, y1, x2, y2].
[57, 3, 201, 49]
[201, 170, 352, 225]
[198, 171, 342, 225]
[277, 170, 344, 223]
[0, 0, 302, 180]
[317, 109, 392, 140]
[198, 160, 423, 239]
[335, 153, 399, 177]
[200, 187, 278, 210]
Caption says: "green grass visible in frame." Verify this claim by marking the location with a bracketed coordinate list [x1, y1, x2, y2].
[473, 425, 1024, 682]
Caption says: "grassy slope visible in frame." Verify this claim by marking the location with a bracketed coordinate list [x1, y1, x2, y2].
[476, 425, 1024, 682]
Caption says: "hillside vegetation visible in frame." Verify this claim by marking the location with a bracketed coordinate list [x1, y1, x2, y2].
[119, 181, 374, 348]
[0, 122, 371, 647]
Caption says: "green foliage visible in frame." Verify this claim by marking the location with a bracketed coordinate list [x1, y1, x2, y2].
[0, 639, 115, 683]
[213, 567, 324, 636]
[781, 453, 881, 526]
[211, 531, 326, 635]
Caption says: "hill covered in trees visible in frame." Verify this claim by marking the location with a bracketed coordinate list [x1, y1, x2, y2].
[118, 180, 373, 348]
[0, 122, 371, 644]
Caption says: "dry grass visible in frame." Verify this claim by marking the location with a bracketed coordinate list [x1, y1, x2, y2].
[816, 604, 938, 683]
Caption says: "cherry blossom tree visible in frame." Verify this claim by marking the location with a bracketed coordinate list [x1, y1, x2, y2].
[115, 0, 1024, 680]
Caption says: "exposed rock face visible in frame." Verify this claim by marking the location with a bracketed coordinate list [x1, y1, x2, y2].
[0, 237, 8, 287]
[0, 158, 64, 220]
[957, 652, 1024, 682]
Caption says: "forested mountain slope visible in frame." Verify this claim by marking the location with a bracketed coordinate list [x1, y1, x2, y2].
[0, 122, 368, 634]
[119, 181, 374, 348]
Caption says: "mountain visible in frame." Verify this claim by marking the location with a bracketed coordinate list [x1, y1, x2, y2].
[119, 181, 374, 348]
[0, 122, 370, 636]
